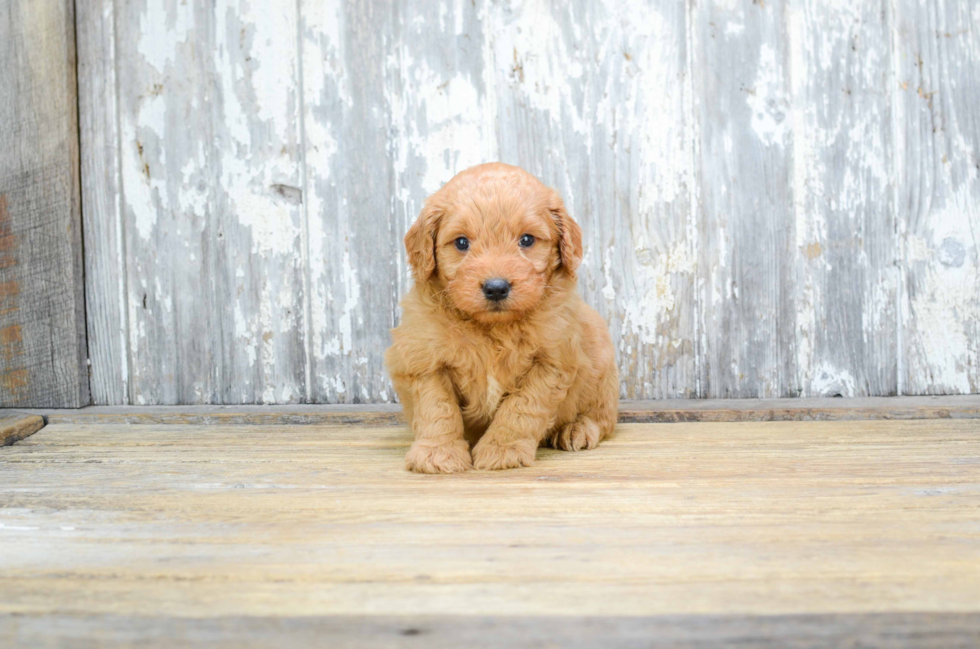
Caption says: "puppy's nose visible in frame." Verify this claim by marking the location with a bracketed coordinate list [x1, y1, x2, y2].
[482, 278, 511, 302]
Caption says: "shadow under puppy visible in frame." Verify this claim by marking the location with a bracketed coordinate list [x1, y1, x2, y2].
[385, 163, 618, 473]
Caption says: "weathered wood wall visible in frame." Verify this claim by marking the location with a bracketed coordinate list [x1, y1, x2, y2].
[78, 0, 979, 405]
[0, 0, 89, 407]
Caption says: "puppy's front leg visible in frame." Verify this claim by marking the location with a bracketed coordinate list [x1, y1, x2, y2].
[472, 362, 570, 470]
[403, 372, 472, 474]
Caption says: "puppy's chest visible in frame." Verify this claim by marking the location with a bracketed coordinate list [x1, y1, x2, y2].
[483, 373, 504, 416]
[453, 347, 532, 420]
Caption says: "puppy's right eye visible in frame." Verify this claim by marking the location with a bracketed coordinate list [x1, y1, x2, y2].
[454, 237, 470, 251]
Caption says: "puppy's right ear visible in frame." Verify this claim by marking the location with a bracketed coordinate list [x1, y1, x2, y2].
[404, 201, 442, 282]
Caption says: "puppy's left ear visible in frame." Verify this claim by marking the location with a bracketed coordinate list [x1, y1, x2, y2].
[549, 192, 583, 275]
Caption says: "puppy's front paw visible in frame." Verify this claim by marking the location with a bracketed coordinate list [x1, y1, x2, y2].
[471, 436, 536, 471]
[405, 439, 473, 474]
[547, 417, 601, 451]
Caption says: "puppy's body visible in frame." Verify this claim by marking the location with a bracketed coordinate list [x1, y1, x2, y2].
[386, 163, 618, 473]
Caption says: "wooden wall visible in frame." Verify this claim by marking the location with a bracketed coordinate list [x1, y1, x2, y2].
[0, 0, 89, 408]
[71, 0, 979, 405]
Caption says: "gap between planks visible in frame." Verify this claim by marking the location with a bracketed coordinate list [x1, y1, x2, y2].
[4, 395, 979, 429]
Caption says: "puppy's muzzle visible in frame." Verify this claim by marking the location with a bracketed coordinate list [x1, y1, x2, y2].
[482, 278, 511, 302]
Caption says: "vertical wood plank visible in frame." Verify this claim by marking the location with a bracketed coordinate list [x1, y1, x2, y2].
[0, 0, 89, 407]
[693, 0, 797, 398]
[488, 0, 698, 399]
[786, 0, 898, 397]
[115, 0, 216, 404]
[77, 0, 128, 405]
[300, 0, 396, 403]
[210, 0, 307, 403]
[110, 0, 307, 404]
[894, 0, 980, 395]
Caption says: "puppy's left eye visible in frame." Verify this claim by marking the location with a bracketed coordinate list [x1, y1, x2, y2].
[519, 234, 535, 248]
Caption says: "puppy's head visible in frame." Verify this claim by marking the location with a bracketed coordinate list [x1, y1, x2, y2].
[405, 163, 582, 324]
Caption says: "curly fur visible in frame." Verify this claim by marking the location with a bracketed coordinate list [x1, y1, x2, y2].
[385, 163, 618, 472]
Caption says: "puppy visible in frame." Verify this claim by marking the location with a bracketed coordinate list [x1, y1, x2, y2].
[385, 163, 618, 473]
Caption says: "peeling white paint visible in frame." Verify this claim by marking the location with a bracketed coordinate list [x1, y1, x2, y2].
[489, 0, 593, 149]
[234, 303, 258, 369]
[628, 1, 683, 209]
[321, 374, 346, 395]
[246, 7, 295, 125]
[905, 185, 979, 393]
[262, 384, 277, 403]
[387, 54, 490, 198]
[137, 2, 193, 73]
[602, 247, 616, 301]
[231, 190, 300, 256]
[89, 0, 979, 405]
[216, 3, 302, 258]
[810, 363, 857, 397]
[338, 247, 360, 353]
[623, 240, 695, 346]
[122, 95, 169, 242]
[747, 44, 788, 146]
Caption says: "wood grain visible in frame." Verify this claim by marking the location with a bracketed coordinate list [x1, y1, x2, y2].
[3, 613, 980, 649]
[692, 0, 797, 398]
[1, 418, 979, 646]
[0, 413, 43, 446]
[208, 0, 308, 405]
[787, 0, 898, 397]
[894, 0, 980, 395]
[300, 0, 405, 404]
[0, 0, 88, 407]
[98, 0, 312, 405]
[76, 0, 127, 405]
[112, 0, 216, 404]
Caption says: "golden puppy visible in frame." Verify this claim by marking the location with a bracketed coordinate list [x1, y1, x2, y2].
[385, 163, 618, 472]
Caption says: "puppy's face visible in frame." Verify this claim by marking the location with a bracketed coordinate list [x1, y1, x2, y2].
[435, 198, 554, 323]
[405, 164, 582, 324]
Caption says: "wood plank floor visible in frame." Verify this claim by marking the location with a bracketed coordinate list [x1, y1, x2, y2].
[2, 419, 979, 647]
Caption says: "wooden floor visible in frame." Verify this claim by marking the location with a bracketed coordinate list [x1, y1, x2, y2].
[2, 417, 979, 647]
